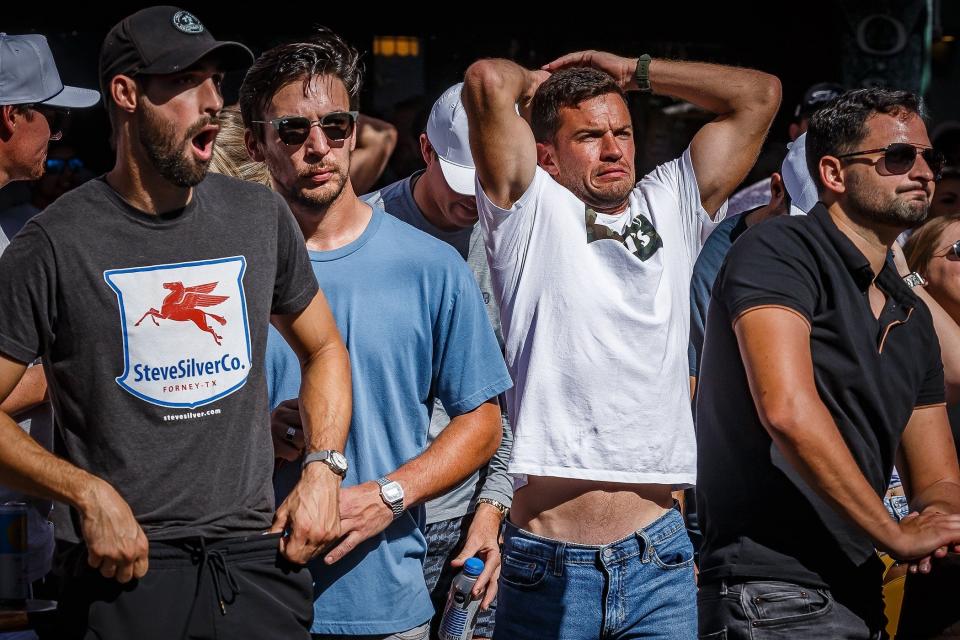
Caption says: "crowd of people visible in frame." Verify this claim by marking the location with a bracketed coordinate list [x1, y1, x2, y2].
[1, 5, 960, 640]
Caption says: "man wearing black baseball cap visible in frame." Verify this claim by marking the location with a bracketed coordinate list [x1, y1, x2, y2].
[0, 7, 352, 639]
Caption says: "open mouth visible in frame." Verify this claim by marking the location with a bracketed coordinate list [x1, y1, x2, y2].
[190, 127, 219, 161]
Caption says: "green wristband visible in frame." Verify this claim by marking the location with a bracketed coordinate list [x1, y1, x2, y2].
[634, 54, 652, 93]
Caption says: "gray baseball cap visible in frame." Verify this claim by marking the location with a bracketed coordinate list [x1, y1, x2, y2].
[0, 33, 100, 108]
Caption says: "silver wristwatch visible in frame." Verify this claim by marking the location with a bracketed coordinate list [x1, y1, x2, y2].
[376, 477, 404, 519]
[903, 271, 927, 289]
[301, 450, 348, 477]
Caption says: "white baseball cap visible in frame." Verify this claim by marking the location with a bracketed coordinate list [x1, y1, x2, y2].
[426, 82, 475, 196]
[782, 133, 818, 216]
[0, 34, 99, 108]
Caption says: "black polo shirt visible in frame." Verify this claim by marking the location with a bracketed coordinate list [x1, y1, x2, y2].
[696, 204, 945, 603]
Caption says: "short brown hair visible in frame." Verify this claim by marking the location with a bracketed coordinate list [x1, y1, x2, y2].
[530, 67, 627, 143]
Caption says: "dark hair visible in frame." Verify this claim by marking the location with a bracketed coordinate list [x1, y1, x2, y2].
[530, 67, 627, 143]
[805, 88, 927, 190]
[239, 28, 363, 140]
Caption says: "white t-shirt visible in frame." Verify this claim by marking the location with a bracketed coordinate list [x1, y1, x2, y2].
[477, 148, 724, 487]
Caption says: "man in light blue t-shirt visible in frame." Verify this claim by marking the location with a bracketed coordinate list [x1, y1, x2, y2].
[364, 83, 511, 639]
[240, 33, 512, 640]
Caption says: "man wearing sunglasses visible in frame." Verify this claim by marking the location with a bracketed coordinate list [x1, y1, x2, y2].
[241, 32, 510, 640]
[696, 88, 960, 638]
[0, 7, 353, 639]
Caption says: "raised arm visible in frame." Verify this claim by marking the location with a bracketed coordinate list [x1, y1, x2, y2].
[462, 59, 548, 208]
[544, 51, 781, 216]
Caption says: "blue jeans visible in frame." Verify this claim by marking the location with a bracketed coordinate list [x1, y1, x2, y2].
[494, 508, 696, 640]
[698, 579, 887, 640]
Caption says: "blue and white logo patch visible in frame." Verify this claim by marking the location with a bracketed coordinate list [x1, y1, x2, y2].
[171, 11, 205, 35]
[104, 256, 252, 409]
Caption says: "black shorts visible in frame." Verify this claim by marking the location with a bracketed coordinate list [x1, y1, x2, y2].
[45, 532, 313, 640]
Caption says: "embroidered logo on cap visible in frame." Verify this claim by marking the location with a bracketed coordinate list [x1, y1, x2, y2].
[172, 11, 205, 35]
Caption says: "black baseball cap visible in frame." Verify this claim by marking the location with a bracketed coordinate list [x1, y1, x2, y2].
[794, 82, 845, 120]
[99, 6, 253, 101]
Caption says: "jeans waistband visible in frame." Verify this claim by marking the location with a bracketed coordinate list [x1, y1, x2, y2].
[503, 507, 685, 566]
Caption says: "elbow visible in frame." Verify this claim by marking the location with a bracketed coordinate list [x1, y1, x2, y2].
[480, 420, 502, 462]
[464, 60, 509, 110]
[750, 72, 783, 118]
[756, 395, 805, 443]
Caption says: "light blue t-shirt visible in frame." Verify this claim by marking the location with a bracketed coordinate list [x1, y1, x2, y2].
[267, 206, 512, 636]
[363, 175, 514, 525]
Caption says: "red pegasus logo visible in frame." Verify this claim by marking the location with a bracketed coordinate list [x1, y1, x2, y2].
[135, 281, 230, 345]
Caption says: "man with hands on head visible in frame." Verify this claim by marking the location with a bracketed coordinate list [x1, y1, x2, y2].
[463, 49, 779, 639]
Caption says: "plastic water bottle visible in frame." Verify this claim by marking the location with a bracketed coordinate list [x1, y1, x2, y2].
[438, 557, 484, 640]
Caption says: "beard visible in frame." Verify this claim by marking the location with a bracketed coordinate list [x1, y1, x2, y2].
[277, 162, 350, 213]
[137, 103, 216, 188]
[557, 161, 635, 213]
[846, 170, 930, 228]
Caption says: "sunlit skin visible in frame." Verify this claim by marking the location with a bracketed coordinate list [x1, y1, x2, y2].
[836, 112, 936, 231]
[134, 61, 224, 186]
[537, 93, 636, 214]
[247, 74, 356, 214]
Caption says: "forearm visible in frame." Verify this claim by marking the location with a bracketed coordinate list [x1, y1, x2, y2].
[648, 58, 780, 118]
[0, 365, 47, 417]
[299, 341, 351, 454]
[912, 479, 960, 515]
[0, 409, 101, 513]
[350, 115, 398, 194]
[477, 412, 513, 507]
[390, 401, 501, 507]
[765, 401, 901, 550]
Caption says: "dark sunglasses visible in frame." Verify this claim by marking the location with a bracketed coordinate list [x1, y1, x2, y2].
[253, 111, 359, 146]
[836, 143, 945, 181]
[30, 106, 70, 142]
[45, 157, 84, 174]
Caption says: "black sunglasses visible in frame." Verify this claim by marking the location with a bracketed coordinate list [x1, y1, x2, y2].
[253, 111, 359, 146]
[836, 143, 945, 181]
[29, 105, 70, 142]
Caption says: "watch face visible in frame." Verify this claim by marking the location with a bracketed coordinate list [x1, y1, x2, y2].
[381, 482, 404, 503]
[330, 452, 348, 471]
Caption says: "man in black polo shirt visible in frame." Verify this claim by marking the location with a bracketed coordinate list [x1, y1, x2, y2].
[696, 88, 960, 639]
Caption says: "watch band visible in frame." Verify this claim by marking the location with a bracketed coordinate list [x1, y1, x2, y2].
[301, 450, 347, 476]
[903, 271, 927, 289]
[476, 497, 509, 520]
[376, 477, 404, 519]
[634, 54, 653, 93]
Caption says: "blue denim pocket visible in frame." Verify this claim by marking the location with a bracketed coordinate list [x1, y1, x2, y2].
[649, 525, 695, 570]
[499, 549, 548, 589]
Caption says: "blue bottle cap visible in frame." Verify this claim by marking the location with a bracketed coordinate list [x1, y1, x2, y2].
[463, 557, 484, 577]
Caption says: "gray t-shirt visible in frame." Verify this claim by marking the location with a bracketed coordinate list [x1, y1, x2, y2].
[364, 173, 513, 524]
[0, 173, 318, 542]
[0, 208, 54, 582]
